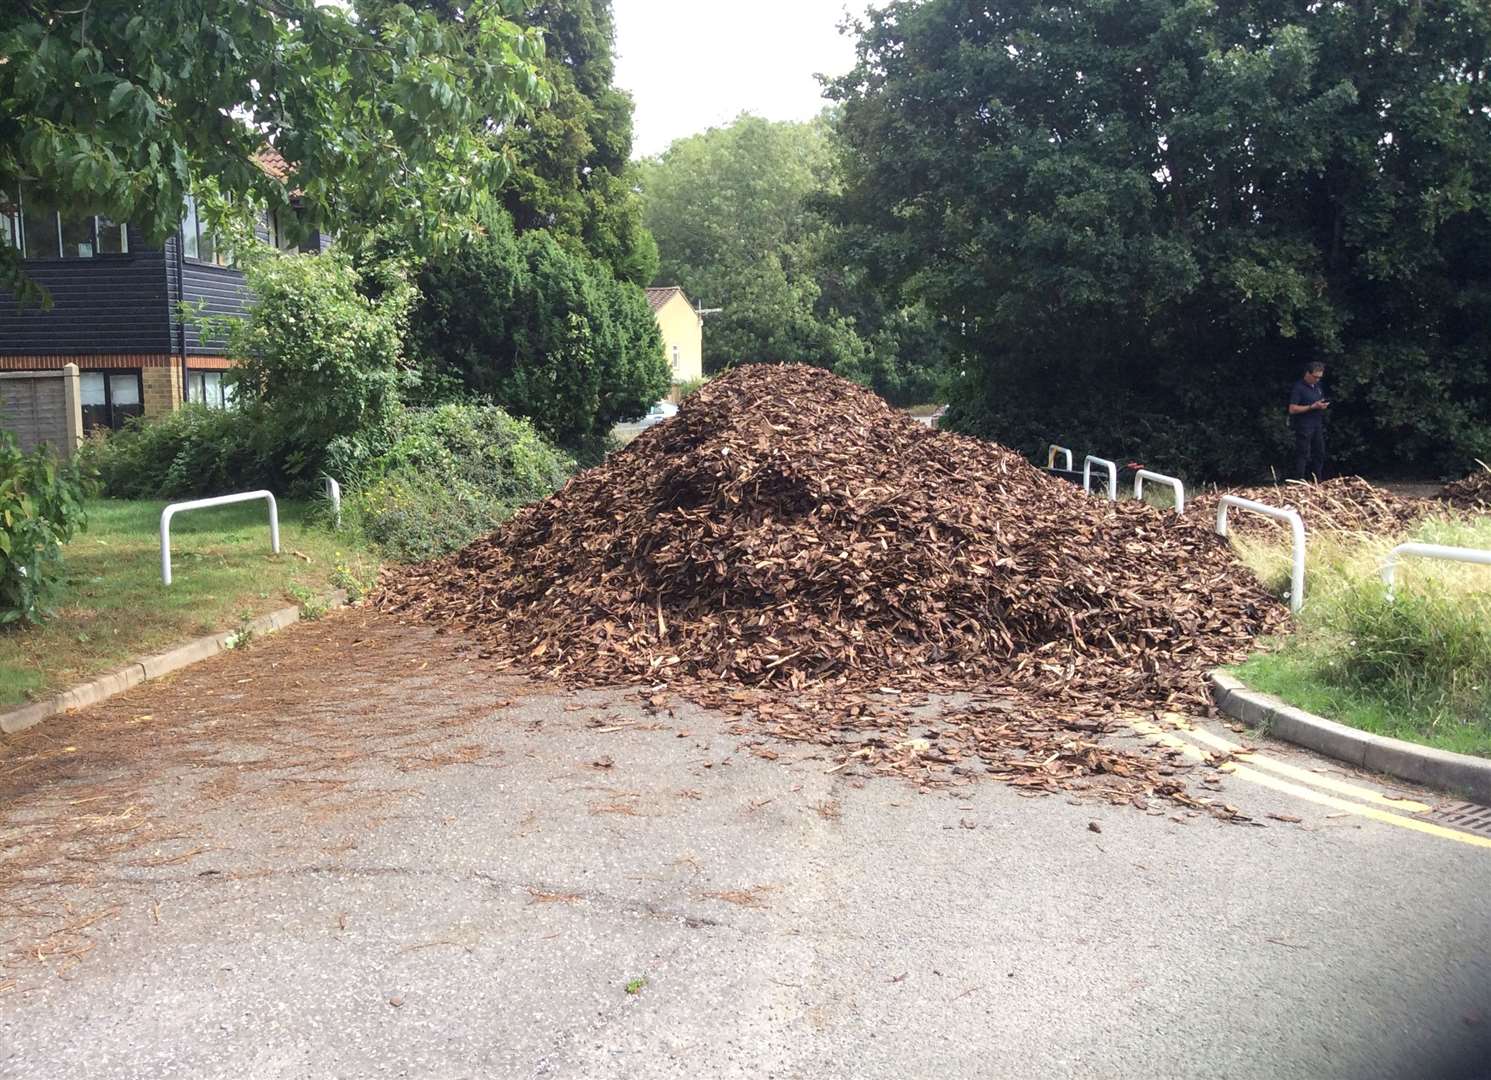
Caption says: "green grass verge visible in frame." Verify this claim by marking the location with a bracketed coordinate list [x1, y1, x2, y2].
[1230, 513, 1491, 758]
[0, 498, 380, 708]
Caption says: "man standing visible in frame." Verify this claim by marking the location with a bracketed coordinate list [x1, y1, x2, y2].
[1288, 361, 1329, 481]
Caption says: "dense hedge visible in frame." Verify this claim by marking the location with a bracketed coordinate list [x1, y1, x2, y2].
[829, 0, 1491, 480]
[78, 406, 276, 500]
[410, 219, 670, 446]
[325, 403, 573, 561]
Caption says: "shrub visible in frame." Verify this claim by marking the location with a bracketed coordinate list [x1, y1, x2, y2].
[77, 405, 276, 499]
[348, 471, 504, 562]
[326, 403, 572, 561]
[0, 435, 89, 625]
[673, 376, 707, 400]
[325, 402, 572, 496]
[211, 251, 413, 484]
[82, 252, 415, 501]
[410, 218, 669, 445]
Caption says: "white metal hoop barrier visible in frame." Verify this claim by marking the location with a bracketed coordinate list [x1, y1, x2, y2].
[1216, 495, 1305, 613]
[1380, 543, 1491, 601]
[161, 490, 280, 586]
[1133, 469, 1186, 515]
[1047, 444, 1074, 471]
[1083, 455, 1119, 501]
[324, 476, 342, 529]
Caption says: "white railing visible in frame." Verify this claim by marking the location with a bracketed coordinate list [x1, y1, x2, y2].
[1216, 495, 1306, 612]
[1133, 469, 1186, 515]
[324, 476, 342, 530]
[1083, 455, 1118, 501]
[1381, 543, 1491, 601]
[1047, 444, 1074, 471]
[161, 491, 280, 586]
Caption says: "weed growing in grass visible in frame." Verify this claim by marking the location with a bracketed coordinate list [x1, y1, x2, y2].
[227, 609, 257, 650]
[331, 558, 373, 602]
[287, 584, 330, 621]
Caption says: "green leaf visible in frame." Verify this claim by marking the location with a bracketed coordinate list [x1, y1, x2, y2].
[4, 0, 548, 308]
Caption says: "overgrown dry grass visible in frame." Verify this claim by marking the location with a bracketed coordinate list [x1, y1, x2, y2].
[1230, 511, 1491, 756]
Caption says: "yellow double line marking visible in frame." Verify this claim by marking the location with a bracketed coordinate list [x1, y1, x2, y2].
[1126, 716, 1491, 851]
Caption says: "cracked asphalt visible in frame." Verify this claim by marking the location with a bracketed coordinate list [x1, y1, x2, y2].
[2, 609, 1489, 1079]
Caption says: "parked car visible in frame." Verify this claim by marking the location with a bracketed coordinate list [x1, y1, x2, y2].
[634, 400, 678, 430]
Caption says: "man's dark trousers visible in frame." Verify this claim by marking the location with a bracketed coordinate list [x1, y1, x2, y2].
[1294, 427, 1325, 481]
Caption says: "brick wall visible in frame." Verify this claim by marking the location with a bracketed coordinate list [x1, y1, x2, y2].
[0, 353, 175, 371]
[142, 365, 182, 416]
[1, 353, 233, 417]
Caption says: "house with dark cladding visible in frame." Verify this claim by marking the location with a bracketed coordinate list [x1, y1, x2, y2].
[0, 150, 326, 433]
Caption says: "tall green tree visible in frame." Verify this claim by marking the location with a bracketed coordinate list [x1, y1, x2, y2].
[641, 113, 957, 403]
[1, 0, 547, 306]
[642, 112, 956, 402]
[501, 0, 657, 285]
[640, 115, 852, 373]
[411, 217, 668, 445]
[828, 0, 1491, 478]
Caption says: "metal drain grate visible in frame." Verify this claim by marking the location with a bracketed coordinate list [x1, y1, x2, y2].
[1429, 801, 1491, 838]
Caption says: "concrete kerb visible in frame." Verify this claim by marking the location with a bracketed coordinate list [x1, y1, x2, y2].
[0, 592, 348, 738]
[1209, 670, 1491, 804]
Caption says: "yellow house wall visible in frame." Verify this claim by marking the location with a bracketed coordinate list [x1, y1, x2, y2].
[654, 294, 703, 384]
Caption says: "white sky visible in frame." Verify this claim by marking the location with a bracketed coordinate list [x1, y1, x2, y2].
[613, 0, 863, 158]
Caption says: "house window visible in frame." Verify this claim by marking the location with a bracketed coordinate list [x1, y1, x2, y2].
[671, 344, 681, 373]
[59, 213, 96, 259]
[187, 369, 231, 409]
[181, 194, 236, 267]
[98, 218, 129, 255]
[21, 197, 54, 259]
[0, 191, 18, 249]
[79, 370, 144, 433]
[267, 207, 300, 253]
[181, 195, 200, 259]
[1, 186, 129, 259]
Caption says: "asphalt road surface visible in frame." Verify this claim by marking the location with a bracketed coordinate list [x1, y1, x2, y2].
[2, 610, 1488, 1080]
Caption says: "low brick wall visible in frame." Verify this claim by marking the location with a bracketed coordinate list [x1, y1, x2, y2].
[142, 364, 182, 416]
[0, 354, 237, 420]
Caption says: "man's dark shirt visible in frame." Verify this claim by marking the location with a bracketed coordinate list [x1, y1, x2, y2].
[1290, 379, 1324, 433]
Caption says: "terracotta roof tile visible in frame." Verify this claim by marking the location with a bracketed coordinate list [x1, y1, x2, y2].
[254, 146, 292, 183]
[645, 286, 686, 313]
